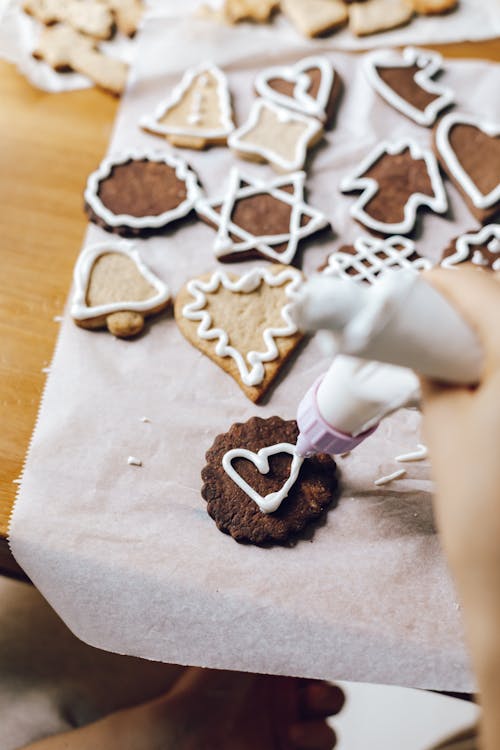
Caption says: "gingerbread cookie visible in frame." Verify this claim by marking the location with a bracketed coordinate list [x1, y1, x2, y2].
[84, 150, 201, 236]
[195, 169, 329, 265]
[33, 23, 128, 95]
[340, 139, 448, 235]
[434, 112, 500, 223]
[140, 63, 234, 150]
[281, 0, 348, 37]
[24, 0, 115, 40]
[321, 235, 432, 283]
[364, 47, 454, 127]
[348, 0, 414, 36]
[175, 265, 303, 403]
[71, 241, 171, 338]
[228, 99, 323, 173]
[201, 416, 338, 545]
[254, 56, 341, 125]
[411, 0, 458, 15]
[441, 225, 500, 270]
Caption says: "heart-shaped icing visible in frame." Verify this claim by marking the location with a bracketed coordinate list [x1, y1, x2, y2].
[222, 443, 304, 513]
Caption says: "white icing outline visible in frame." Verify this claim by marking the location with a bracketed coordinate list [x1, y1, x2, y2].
[321, 235, 432, 283]
[340, 139, 448, 234]
[435, 112, 500, 210]
[71, 240, 171, 321]
[84, 149, 201, 230]
[254, 55, 334, 122]
[228, 98, 323, 172]
[181, 266, 302, 387]
[441, 224, 500, 269]
[222, 443, 304, 514]
[364, 47, 454, 127]
[195, 168, 329, 265]
[140, 62, 234, 140]
[395, 443, 428, 462]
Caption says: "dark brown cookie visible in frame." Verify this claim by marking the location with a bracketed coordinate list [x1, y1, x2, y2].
[441, 225, 500, 270]
[84, 151, 201, 236]
[201, 416, 338, 546]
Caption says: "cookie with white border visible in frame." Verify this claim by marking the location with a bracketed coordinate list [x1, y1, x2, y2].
[195, 168, 329, 265]
[441, 225, 500, 271]
[348, 0, 414, 36]
[434, 112, 500, 223]
[140, 63, 234, 150]
[228, 99, 323, 172]
[340, 139, 448, 235]
[320, 235, 432, 283]
[254, 56, 342, 125]
[201, 416, 338, 546]
[71, 241, 171, 338]
[281, 0, 348, 37]
[364, 47, 454, 127]
[84, 150, 201, 236]
[174, 265, 304, 403]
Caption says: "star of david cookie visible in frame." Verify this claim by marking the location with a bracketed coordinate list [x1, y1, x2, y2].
[71, 241, 171, 338]
[140, 62, 234, 149]
[174, 265, 304, 403]
[434, 112, 500, 223]
[320, 235, 432, 283]
[364, 47, 454, 127]
[201, 416, 338, 546]
[340, 139, 448, 235]
[441, 225, 500, 271]
[84, 150, 201, 236]
[195, 169, 329, 265]
[254, 56, 341, 125]
[228, 99, 323, 173]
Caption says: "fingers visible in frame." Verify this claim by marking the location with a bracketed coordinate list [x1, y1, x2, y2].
[289, 720, 337, 749]
[299, 681, 345, 718]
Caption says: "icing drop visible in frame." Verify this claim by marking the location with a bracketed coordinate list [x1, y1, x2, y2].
[140, 416, 151, 423]
[374, 468, 406, 486]
[488, 237, 500, 253]
[493, 259, 500, 271]
[395, 443, 428, 462]
[472, 249, 489, 266]
[127, 456, 142, 466]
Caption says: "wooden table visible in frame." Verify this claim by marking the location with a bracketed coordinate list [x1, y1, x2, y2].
[1, 39, 499, 580]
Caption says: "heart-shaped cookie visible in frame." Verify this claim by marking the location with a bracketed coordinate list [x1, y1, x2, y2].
[254, 56, 340, 124]
[174, 265, 303, 402]
[434, 112, 500, 222]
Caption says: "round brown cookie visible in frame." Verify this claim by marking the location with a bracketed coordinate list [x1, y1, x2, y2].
[201, 416, 338, 546]
[84, 151, 201, 236]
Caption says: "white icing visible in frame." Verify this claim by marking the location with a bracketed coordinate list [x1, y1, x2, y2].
[435, 112, 500, 210]
[321, 236, 432, 284]
[374, 468, 406, 486]
[140, 62, 234, 140]
[228, 99, 322, 173]
[441, 224, 500, 269]
[222, 443, 304, 513]
[472, 249, 489, 266]
[195, 168, 328, 265]
[84, 149, 201, 230]
[127, 456, 142, 466]
[364, 47, 454, 127]
[493, 259, 500, 271]
[340, 139, 447, 234]
[71, 240, 171, 321]
[395, 443, 428, 462]
[254, 55, 334, 122]
[181, 266, 302, 387]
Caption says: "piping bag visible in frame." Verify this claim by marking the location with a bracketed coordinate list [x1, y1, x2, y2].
[292, 269, 483, 457]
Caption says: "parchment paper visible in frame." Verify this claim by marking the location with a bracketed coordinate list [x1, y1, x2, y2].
[9, 16, 500, 691]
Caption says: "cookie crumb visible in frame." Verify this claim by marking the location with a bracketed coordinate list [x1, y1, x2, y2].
[140, 416, 151, 423]
[53, 315, 63, 322]
[12, 478, 21, 484]
[127, 456, 143, 466]
[42, 367, 51, 374]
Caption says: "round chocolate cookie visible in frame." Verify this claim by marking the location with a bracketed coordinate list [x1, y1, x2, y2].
[201, 416, 338, 546]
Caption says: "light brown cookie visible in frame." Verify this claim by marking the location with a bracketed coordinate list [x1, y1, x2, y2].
[174, 265, 304, 403]
[411, 0, 458, 14]
[281, 0, 348, 38]
[71, 241, 171, 338]
[24, 0, 115, 40]
[33, 23, 128, 95]
[348, 0, 414, 36]
[104, 0, 144, 37]
[140, 62, 234, 149]
[225, 0, 279, 22]
[228, 99, 323, 173]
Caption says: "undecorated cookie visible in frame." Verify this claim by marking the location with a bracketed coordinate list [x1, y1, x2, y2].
[140, 63, 234, 149]
[364, 47, 454, 127]
[24, 0, 115, 40]
[105, 0, 143, 36]
[254, 55, 342, 125]
[71, 241, 171, 338]
[434, 112, 500, 224]
[224, 0, 279, 22]
[174, 265, 304, 402]
[84, 150, 201, 236]
[348, 0, 414, 36]
[441, 225, 500, 270]
[281, 0, 348, 37]
[411, 0, 458, 15]
[228, 98, 323, 172]
[340, 139, 447, 235]
[195, 168, 329, 264]
[201, 416, 338, 545]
